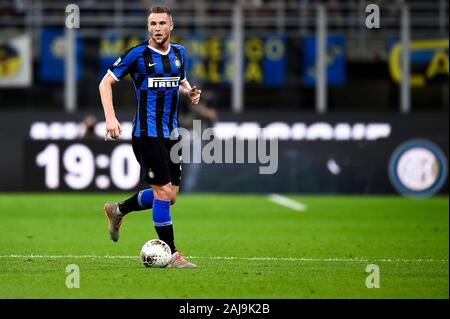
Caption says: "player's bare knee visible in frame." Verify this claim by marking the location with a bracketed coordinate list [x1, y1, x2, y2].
[170, 186, 179, 205]
[170, 190, 177, 204]
[153, 184, 173, 202]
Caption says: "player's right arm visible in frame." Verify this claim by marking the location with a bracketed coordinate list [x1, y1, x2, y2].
[98, 47, 139, 140]
[99, 73, 121, 140]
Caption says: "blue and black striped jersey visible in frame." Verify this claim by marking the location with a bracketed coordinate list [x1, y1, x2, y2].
[108, 41, 187, 138]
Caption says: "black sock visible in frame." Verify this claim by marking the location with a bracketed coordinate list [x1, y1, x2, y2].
[155, 224, 177, 254]
[118, 192, 146, 215]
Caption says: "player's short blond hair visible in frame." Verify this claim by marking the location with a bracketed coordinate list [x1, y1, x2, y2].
[148, 6, 172, 18]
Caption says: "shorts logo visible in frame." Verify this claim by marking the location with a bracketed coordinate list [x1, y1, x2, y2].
[148, 77, 180, 88]
[148, 169, 155, 179]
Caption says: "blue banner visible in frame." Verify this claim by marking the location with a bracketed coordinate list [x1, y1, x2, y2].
[40, 29, 83, 82]
[387, 38, 449, 87]
[99, 33, 286, 86]
[243, 34, 286, 86]
[304, 35, 346, 86]
[263, 34, 286, 86]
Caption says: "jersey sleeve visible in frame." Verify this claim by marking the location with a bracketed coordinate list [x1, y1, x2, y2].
[179, 46, 188, 82]
[107, 47, 139, 81]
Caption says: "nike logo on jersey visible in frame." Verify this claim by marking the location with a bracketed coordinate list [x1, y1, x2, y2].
[148, 62, 157, 67]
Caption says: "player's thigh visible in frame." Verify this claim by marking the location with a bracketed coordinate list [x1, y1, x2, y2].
[166, 138, 182, 187]
[131, 136, 145, 167]
[132, 137, 171, 186]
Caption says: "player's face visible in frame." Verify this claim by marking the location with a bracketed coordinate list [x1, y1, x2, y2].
[148, 13, 173, 46]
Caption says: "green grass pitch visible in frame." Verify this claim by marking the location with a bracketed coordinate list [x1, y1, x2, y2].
[0, 193, 448, 298]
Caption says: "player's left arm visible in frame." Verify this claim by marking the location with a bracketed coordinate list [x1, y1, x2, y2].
[180, 80, 201, 105]
[178, 46, 201, 105]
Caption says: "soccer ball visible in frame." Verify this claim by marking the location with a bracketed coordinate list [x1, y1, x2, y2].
[140, 239, 172, 268]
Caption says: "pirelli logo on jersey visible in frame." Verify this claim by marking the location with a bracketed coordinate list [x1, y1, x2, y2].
[148, 77, 180, 88]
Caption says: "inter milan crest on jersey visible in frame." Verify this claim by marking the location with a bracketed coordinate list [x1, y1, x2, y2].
[174, 57, 182, 68]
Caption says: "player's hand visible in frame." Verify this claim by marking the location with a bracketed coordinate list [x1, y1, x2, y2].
[105, 117, 122, 141]
[189, 86, 202, 105]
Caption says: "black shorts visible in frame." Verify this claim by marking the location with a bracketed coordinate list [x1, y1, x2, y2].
[132, 136, 182, 186]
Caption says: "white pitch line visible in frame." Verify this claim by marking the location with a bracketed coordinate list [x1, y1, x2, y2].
[0, 255, 136, 259]
[0, 255, 447, 263]
[268, 194, 307, 212]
